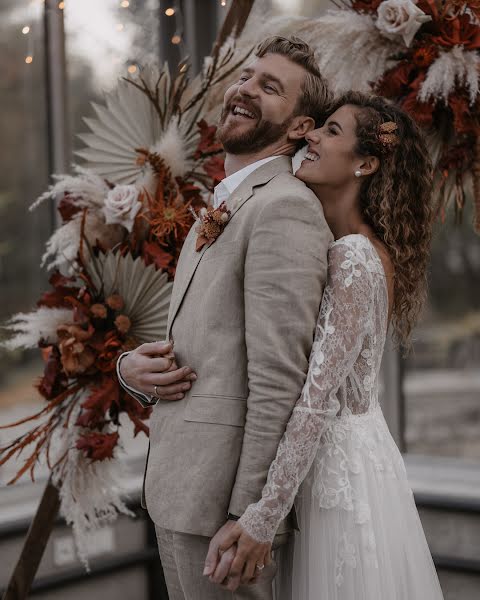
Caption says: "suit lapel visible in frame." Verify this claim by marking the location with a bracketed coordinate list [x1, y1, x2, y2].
[225, 155, 292, 218]
[166, 156, 293, 338]
[166, 229, 209, 339]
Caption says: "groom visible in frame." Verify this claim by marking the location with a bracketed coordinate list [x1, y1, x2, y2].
[117, 36, 332, 598]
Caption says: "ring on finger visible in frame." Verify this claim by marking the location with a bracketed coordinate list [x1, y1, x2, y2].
[154, 384, 159, 397]
[255, 563, 264, 571]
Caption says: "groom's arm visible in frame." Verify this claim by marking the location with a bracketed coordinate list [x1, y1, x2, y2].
[228, 183, 332, 520]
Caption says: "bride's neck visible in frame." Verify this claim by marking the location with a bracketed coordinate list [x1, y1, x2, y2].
[313, 186, 366, 240]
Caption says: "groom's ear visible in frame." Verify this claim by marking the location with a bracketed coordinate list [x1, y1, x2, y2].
[288, 115, 316, 140]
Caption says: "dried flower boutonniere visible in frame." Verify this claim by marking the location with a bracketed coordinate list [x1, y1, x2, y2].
[193, 201, 231, 252]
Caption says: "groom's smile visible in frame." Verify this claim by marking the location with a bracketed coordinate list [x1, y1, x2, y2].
[217, 52, 308, 155]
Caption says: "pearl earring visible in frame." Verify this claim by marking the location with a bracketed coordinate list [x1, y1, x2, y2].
[354, 170, 362, 178]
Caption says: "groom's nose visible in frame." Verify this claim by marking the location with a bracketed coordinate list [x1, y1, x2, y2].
[237, 77, 258, 99]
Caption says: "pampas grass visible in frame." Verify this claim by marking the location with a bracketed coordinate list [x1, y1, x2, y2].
[419, 46, 480, 105]
[2, 308, 73, 350]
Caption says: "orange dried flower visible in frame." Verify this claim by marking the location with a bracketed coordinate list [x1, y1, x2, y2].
[412, 45, 438, 68]
[90, 303, 107, 318]
[140, 157, 194, 243]
[114, 315, 131, 334]
[106, 294, 124, 311]
[58, 337, 96, 375]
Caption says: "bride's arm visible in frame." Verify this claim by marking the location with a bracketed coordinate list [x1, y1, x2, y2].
[204, 239, 374, 590]
[238, 239, 373, 543]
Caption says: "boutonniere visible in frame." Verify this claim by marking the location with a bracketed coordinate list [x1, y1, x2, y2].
[193, 201, 231, 252]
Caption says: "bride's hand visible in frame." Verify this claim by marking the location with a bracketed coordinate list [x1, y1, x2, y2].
[205, 522, 272, 591]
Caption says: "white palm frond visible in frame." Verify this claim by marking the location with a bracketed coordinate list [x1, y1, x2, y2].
[76, 63, 205, 186]
[86, 251, 172, 342]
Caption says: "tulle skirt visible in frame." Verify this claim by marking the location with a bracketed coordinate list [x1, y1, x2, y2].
[273, 406, 444, 600]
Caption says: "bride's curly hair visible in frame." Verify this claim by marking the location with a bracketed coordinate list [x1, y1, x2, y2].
[330, 92, 435, 347]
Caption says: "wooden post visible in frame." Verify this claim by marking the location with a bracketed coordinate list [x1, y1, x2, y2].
[2, 477, 60, 600]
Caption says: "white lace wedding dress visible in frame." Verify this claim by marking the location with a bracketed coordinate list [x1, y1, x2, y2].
[239, 234, 444, 600]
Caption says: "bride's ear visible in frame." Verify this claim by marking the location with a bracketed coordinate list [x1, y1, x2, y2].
[288, 115, 316, 140]
[357, 155, 380, 177]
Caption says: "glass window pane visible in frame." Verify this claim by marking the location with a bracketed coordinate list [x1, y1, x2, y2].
[404, 209, 480, 460]
[64, 0, 160, 156]
[0, 0, 51, 484]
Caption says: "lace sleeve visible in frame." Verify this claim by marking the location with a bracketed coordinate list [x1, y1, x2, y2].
[238, 239, 374, 543]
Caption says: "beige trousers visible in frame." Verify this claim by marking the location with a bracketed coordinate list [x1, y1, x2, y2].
[155, 526, 289, 600]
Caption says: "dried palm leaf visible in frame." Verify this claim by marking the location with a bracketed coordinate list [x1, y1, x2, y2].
[87, 252, 172, 342]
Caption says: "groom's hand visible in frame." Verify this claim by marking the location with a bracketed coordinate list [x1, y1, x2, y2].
[204, 521, 272, 591]
[204, 521, 238, 586]
[119, 341, 196, 400]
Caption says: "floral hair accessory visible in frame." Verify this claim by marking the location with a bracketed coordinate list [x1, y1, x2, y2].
[378, 121, 399, 152]
[194, 201, 231, 252]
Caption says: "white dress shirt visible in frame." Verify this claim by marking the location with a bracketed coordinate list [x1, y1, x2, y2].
[212, 156, 279, 208]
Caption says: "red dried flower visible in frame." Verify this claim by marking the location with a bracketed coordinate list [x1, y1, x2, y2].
[77, 377, 120, 428]
[432, 13, 480, 49]
[76, 431, 119, 461]
[142, 240, 174, 271]
[351, 0, 382, 12]
[449, 94, 478, 136]
[203, 155, 226, 186]
[195, 119, 223, 159]
[376, 62, 416, 99]
[95, 332, 124, 373]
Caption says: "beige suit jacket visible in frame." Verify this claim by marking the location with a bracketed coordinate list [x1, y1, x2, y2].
[134, 156, 332, 537]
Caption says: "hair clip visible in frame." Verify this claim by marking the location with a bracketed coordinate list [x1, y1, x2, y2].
[378, 121, 399, 151]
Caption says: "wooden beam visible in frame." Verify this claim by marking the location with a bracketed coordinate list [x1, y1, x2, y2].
[2, 477, 60, 600]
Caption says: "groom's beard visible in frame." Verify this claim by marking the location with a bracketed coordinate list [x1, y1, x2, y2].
[218, 105, 293, 155]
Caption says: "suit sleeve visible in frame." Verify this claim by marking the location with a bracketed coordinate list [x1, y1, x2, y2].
[228, 188, 332, 519]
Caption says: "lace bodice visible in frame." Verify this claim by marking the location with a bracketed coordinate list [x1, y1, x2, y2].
[238, 235, 389, 543]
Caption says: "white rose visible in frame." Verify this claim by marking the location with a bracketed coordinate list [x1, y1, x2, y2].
[103, 185, 142, 232]
[376, 0, 431, 47]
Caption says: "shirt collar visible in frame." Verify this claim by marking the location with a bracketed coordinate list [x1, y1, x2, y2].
[213, 156, 279, 208]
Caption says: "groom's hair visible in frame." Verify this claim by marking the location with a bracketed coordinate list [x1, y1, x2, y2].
[255, 36, 331, 126]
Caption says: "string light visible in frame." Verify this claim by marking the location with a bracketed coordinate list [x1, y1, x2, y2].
[127, 64, 137, 74]
[25, 55, 33, 64]
[22, 26, 30, 34]
[220, 0, 227, 5]
[171, 33, 181, 44]
[58, 1, 65, 9]
[120, 0, 130, 6]
[165, 7, 175, 16]
[116, 23, 125, 31]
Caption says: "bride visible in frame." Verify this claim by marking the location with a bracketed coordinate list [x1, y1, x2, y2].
[204, 91, 445, 599]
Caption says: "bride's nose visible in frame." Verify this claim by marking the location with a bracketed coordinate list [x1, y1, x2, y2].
[305, 128, 321, 144]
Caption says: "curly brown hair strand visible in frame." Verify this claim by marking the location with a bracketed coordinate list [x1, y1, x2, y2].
[331, 92, 436, 346]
